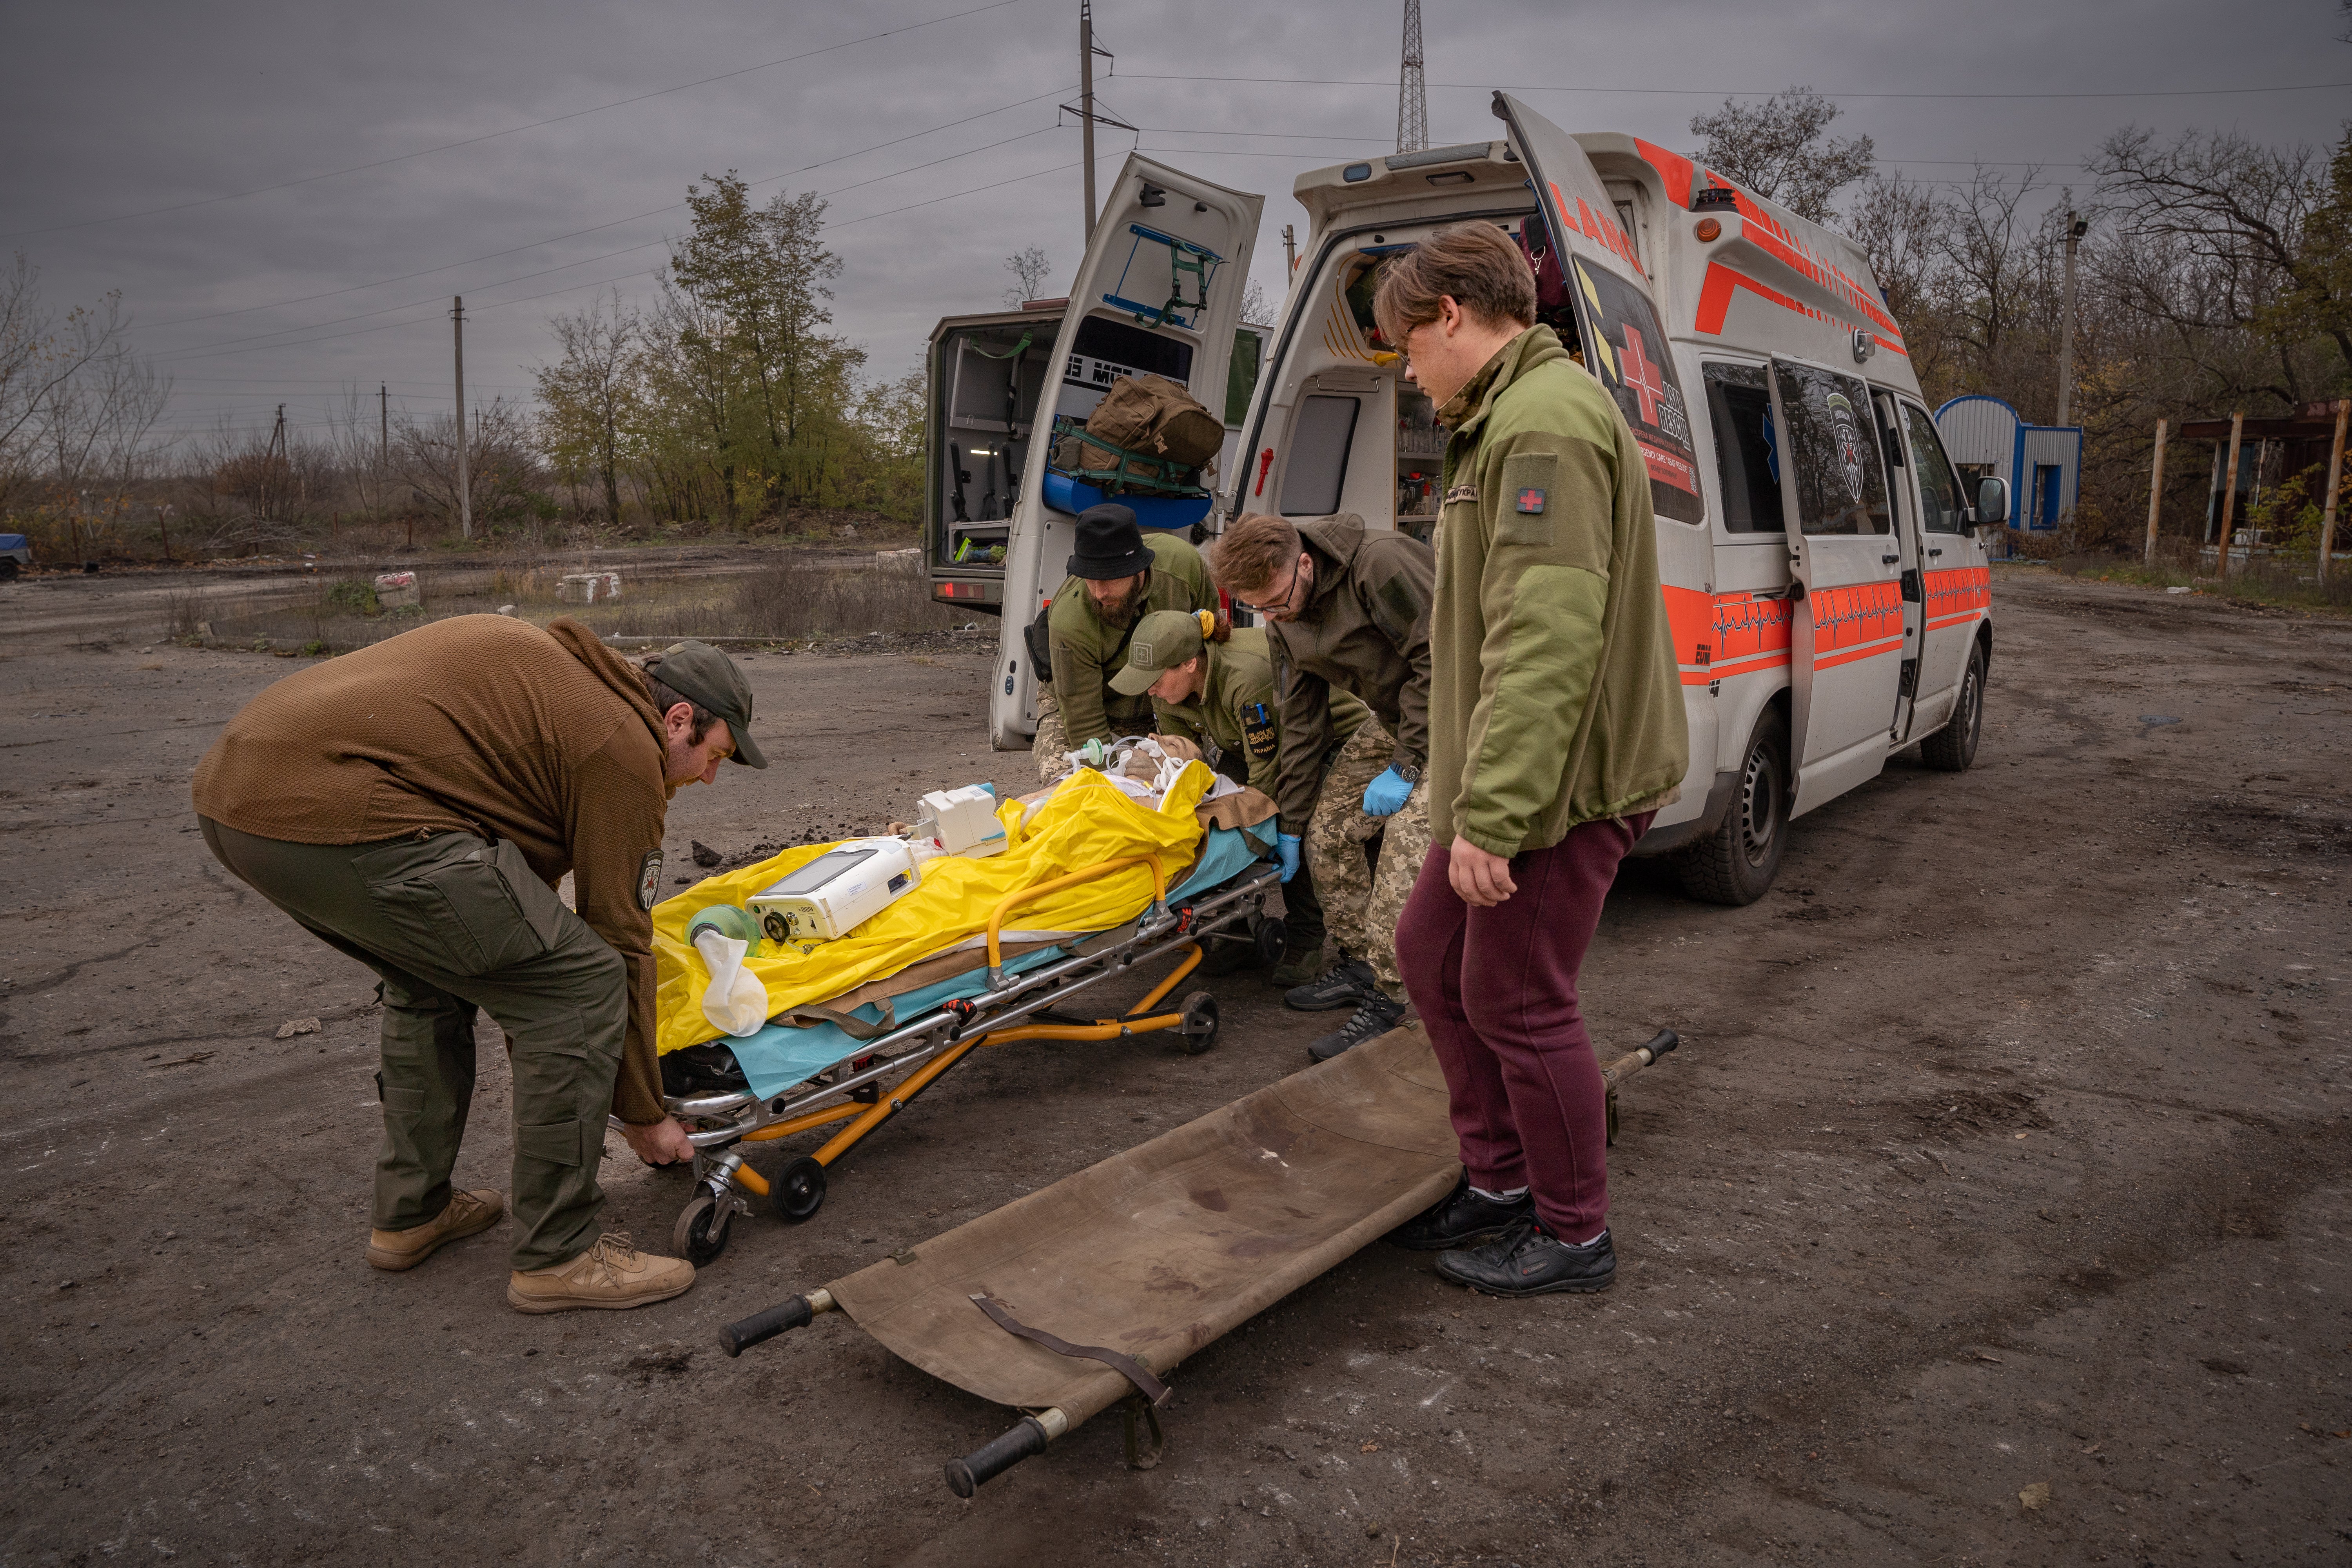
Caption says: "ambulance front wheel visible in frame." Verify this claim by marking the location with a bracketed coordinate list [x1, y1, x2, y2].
[772, 1156, 828, 1224]
[1920, 646, 1985, 773]
[1672, 707, 1788, 907]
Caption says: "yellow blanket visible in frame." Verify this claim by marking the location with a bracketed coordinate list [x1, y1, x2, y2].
[653, 762, 1218, 1055]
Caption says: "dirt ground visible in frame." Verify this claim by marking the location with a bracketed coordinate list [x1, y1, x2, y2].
[2, 570, 2346, 1566]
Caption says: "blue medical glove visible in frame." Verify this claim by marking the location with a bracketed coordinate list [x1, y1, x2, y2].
[1362, 766, 1413, 818]
[1276, 833, 1303, 884]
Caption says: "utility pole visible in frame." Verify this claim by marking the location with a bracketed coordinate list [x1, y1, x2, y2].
[379, 382, 388, 466]
[1080, 2, 1096, 239]
[2055, 210, 2087, 428]
[1396, 0, 1428, 155]
[1282, 223, 1297, 281]
[452, 295, 472, 540]
[1062, 4, 1125, 245]
[268, 403, 286, 461]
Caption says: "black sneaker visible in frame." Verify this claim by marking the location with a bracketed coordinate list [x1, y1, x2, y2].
[1285, 957, 1376, 1013]
[1385, 1174, 1535, 1252]
[1434, 1221, 1616, 1297]
[1306, 990, 1406, 1062]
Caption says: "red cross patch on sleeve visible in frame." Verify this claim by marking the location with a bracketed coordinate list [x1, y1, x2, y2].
[1515, 487, 1546, 514]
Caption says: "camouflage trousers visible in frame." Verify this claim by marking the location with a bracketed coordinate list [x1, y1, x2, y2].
[1304, 722, 1432, 1001]
[1030, 688, 1072, 788]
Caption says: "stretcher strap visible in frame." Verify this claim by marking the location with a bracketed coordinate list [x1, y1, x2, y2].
[968, 1293, 1171, 1407]
[776, 998, 896, 1040]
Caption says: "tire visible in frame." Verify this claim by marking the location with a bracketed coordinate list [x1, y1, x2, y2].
[1672, 707, 1790, 907]
[1920, 644, 1985, 773]
[771, 1155, 828, 1224]
[1250, 915, 1287, 967]
[674, 1194, 733, 1266]
[1177, 991, 1220, 1055]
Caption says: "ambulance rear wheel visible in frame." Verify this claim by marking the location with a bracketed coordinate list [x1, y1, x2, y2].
[1920, 646, 1985, 772]
[772, 1156, 827, 1225]
[675, 1194, 733, 1266]
[1178, 992, 1220, 1055]
[1673, 708, 1788, 907]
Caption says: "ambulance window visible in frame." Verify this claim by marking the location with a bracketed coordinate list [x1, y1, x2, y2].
[1702, 362, 1783, 534]
[1067, 315, 1194, 390]
[1279, 396, 1359, 516]
[1570, 261, 1702, 524]
[1770, 361, 1891, 536]
[1902, 404, 1969, 534]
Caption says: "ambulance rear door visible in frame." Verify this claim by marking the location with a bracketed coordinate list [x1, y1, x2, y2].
[1765, 356, 1907, 815]
[1495, 96, 1708, 530]
[989, 157, 1263, 750]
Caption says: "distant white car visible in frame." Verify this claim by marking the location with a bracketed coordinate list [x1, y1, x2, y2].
[0, 532, 29, 580]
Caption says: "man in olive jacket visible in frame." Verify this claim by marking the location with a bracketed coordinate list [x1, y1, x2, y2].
[1376, 222, 1688, 1298]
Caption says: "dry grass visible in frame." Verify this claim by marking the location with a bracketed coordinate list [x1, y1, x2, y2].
[179, 551, 962, 653]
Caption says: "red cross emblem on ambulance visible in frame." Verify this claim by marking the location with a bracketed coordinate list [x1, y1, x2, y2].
[1620, 324, 1664, 426]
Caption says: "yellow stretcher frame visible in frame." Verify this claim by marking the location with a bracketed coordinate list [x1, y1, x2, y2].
[662, 850, 1277, 1266]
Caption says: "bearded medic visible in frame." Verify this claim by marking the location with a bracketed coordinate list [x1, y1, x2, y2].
[1028, 503, 1218, 786]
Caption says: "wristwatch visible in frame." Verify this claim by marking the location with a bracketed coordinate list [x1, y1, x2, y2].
[1390, 759, 1424, 786]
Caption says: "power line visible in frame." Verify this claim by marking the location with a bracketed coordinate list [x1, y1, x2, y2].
[144, 121, 1069, 363]
[2, 0, 1037, 238]
[133, 85, 1075, 333]
[1117, 72, 2352, 101]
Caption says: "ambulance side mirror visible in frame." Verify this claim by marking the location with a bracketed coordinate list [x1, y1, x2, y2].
[1973, 476, 2009, 528]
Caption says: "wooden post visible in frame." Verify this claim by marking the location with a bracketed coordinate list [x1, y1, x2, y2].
[156, 504, 172, 565]
[2319, 398, 2348, 585]
[2214, 410, 2245, 578]
[2143, 417, 2168, 568]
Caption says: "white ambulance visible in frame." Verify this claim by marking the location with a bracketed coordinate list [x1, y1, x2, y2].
[985, 93, 2004, 904]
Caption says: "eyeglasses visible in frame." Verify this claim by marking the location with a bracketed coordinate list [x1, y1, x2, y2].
[1234, 553, 1309, 617]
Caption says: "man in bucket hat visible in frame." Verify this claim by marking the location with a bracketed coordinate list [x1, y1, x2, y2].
[193, 615, 766, 1313]
[1028, 502, 1216, 786]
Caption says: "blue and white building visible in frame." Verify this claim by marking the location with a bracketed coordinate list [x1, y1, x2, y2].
[1935, 395, 2082, 538]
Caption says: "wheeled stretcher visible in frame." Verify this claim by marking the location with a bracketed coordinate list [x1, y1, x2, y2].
[645, 775, 1286, 1266]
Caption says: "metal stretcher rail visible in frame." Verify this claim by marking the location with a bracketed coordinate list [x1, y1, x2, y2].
[649, 858, 1284, 1265]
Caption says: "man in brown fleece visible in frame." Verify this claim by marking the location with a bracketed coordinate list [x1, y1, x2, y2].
[192, 615, 766, 1312]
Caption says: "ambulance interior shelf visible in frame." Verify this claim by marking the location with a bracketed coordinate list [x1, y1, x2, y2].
[937, 321, 1052, 564]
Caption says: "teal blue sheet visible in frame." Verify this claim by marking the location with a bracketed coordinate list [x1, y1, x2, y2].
[724, 822, 1272, 1100]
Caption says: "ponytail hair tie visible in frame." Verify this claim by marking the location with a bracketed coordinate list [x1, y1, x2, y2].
[1195, 608, 1217, 639]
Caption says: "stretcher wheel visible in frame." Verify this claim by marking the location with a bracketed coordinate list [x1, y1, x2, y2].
[772, 1155, 827, 1224]
[675, 1194, 733, 1266]
[1250, 915, 1288, 967]
[1177, 991, 1220, 1055]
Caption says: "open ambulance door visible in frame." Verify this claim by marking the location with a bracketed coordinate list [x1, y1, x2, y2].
[1764, 357, 1908, 816]
[989, 156, 1263, 750]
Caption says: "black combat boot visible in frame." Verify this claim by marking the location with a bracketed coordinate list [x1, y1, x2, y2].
[1284, 955, 1376, 1012]
[1434, 1220, 1616, 1297]
[1384, 1174, 1536, 1251]
[1306, 989, 1406, 1062]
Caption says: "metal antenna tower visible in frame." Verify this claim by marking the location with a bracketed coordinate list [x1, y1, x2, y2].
[1396, 0, 1427, 154]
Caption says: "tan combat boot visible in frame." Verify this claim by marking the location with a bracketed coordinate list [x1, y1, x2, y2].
[506, 1232, 695, 1314]
[366, 1189, 505, 1272]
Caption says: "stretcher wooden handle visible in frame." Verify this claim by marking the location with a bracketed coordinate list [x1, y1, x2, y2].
[984, 855, 1166, 989]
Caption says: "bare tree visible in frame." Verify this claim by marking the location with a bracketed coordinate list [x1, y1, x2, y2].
[0, 255, 160, 517]
[1002, 245, 1053, 307]
[396, 397, 545, 539]
[535, 290, 641, 525]
[1240, 276, 1275, 326]
[1690, 87, 1875, 224]
[2092, 126, 2343, 387]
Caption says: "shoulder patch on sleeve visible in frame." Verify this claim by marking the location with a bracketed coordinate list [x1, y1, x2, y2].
[1241, 701, 1278, 760]
[1443, 483, 1479, 506]
[637, 849, 664, 911]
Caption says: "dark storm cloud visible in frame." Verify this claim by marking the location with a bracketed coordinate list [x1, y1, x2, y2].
[1, 0, 2340, 442]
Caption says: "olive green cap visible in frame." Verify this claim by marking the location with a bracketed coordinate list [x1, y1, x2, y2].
[647, 640, 768, 768]
[1110, 609, 1209, 696]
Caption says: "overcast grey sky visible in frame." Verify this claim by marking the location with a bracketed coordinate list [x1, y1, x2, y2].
[2, 0, 2342, 446]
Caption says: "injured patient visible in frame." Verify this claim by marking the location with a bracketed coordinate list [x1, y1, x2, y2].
[652, 738, 1275, 1095]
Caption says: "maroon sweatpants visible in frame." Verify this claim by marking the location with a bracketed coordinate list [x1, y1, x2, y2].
[1395, 813, 1651, 1244]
